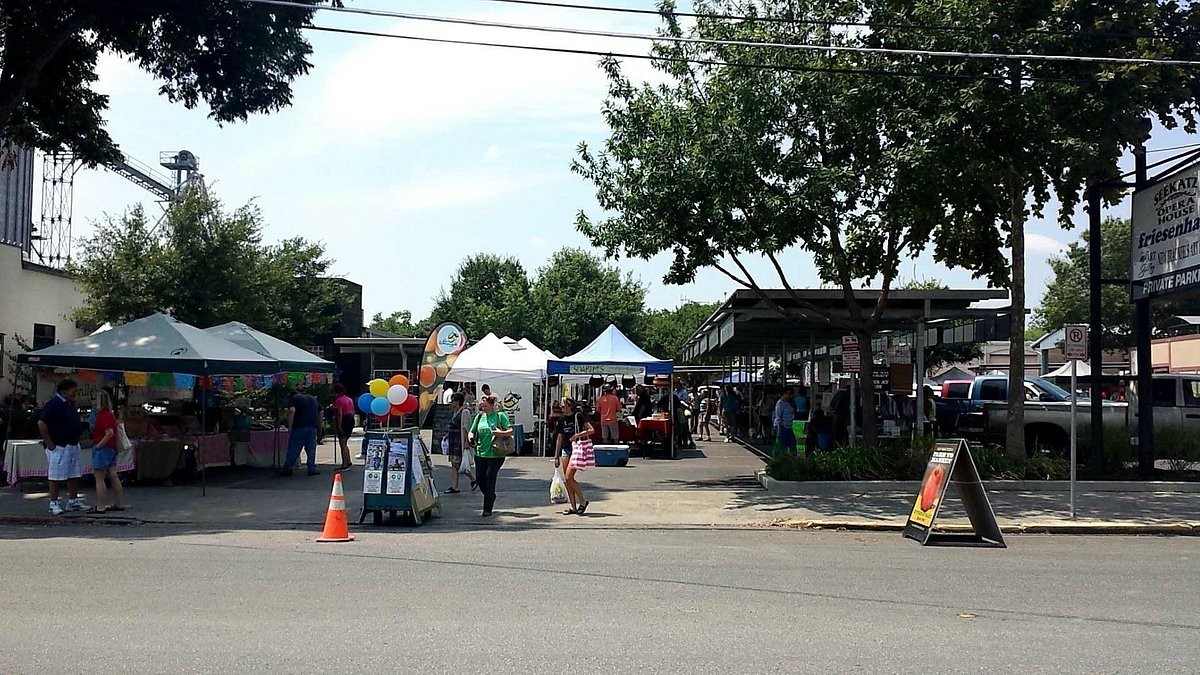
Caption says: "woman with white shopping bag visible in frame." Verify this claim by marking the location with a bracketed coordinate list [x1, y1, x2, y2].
[553, 398, 596, 515]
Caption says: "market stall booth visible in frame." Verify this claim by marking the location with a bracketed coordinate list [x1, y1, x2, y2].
[546, 325, 676, 459]
[204, 321, 335, 466]
[9, 314, 329, 490]
[445, 334, 549, 454]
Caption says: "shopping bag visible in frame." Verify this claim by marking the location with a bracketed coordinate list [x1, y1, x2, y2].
[570, 438, 596, 471]
[116, 423, 133, 453]
[440, 435, 449, 454]
[460, 449, 475, 475]
[550, 466, 569, 504]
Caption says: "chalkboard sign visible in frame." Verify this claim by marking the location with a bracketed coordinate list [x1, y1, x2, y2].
[429, 403, 452, 454]
[903, 439, 1005, 548]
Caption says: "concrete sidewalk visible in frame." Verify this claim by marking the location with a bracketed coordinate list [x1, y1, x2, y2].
[1, 439, 1197, 534]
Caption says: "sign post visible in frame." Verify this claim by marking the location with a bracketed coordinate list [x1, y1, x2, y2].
[842, 336, 859, 448]
[1063, 324, 1088, 521]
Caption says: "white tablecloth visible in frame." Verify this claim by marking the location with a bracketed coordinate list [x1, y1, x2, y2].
[3, 440, 135, 485]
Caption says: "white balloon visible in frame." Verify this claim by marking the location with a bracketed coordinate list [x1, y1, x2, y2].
[387, 384, 409, 405]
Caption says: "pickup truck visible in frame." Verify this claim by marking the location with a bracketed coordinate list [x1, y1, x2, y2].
[965, 374, 1200, 455]
[935, 376, 1081, 435]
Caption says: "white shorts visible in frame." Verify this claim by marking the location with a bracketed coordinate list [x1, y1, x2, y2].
[46, 444, 82, 482]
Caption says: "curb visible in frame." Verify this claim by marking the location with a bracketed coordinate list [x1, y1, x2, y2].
[755, 471, 1200, 494]
[753, 519, 1200, 535]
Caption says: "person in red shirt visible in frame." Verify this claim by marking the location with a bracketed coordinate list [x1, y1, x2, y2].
[90, 390, 125, 513]
[332, 383, 357, 471]
[597, 385, 621, 443]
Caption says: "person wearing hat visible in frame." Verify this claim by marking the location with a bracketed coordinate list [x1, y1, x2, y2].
[597, 384, 621, 444]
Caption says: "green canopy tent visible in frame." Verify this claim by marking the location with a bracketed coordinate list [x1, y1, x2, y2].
[204, 321, 334, 373]
[18, 313, 284, 494]
[19, 313, 281, 375]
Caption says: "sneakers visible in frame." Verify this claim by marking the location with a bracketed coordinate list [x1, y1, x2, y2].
[48, 501, 64, 516]
[67, 498, 87, 512]
[307, 469, 321, 476]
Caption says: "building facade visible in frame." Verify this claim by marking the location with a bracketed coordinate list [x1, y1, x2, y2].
[0, 147, 86, 397]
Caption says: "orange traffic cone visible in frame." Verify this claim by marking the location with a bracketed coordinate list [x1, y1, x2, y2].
[316, 473, 355, 543]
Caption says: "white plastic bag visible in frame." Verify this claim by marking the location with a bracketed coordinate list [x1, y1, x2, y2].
[460, 449, 475, 475]
[550, 466, 569, 504]
[116, 422, 133, 452]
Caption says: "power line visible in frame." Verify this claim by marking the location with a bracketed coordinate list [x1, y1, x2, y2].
[242, 0, 1200, 68]
[455, 0, 1174, 42]
[306, 23, 1094, 84]
[1147, 142, 1200, 154]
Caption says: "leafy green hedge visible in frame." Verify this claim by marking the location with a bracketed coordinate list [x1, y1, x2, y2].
[766, 440, 1069, 482]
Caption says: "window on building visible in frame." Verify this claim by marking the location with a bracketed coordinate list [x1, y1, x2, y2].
[307, 345, 325, 358]
[32, 323, 55, 350]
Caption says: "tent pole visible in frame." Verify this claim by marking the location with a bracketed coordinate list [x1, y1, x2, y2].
[201, 388, 207, 497]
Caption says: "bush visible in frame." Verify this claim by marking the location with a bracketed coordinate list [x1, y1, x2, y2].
[766, 439, 1070, 482]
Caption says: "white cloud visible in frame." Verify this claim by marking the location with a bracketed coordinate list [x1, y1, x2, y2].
[528, 235, 549, 247]
[482, 145, 504, 162]
[1026, 233, 1069, 257]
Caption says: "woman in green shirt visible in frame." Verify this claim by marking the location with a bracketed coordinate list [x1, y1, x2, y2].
[467, 396, 514, 517]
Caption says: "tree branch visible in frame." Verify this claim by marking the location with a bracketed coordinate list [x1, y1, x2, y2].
[0, 12, 84, 137]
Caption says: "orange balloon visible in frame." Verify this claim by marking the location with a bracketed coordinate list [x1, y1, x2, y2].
[419, 364, 436, 388]
[388, 374, 410, 388]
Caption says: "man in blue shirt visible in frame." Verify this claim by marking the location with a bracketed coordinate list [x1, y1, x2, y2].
[280, 383, 321, 476]
[37, 379, 87, 515]
[772, 388, 797, 455]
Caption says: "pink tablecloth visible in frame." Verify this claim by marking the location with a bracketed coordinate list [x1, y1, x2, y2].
[4, 440, 136, 485]
[235, 429, 289, 468]
[181, 434, 231, 468]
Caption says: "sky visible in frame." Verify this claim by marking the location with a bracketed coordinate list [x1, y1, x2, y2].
[54, 0, 1200, 324]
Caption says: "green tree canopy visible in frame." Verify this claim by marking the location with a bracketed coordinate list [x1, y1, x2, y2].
[369, 310, 431, 338]
[71, 188, 346, 346]
[635, 301, 720, 362]
[426, 254, 532, 343]
[527, 248, 647, 356]
[574, 1, 956, 443]
[0, 1, 330, 163]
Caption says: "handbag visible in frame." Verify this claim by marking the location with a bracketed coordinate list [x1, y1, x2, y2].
[494, 432, 516, 457]
[570, 438, 595, 470]
[116, 422, 133, 453]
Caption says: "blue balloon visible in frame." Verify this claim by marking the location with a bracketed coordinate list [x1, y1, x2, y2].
[357, 393, 375, 414]
[370, 396, 390, 416]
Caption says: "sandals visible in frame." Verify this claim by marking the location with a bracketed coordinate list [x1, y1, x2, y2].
[86, 506, 107, 514]
[577, 500, 590, 515]
[470, 480, 478, 492]
[562, 506, 579, 515]
[445, 488, 461, 494]
[108, 506, 126, 512]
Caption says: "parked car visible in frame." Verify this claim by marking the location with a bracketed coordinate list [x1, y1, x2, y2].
[934, 375, 1082, 435]
[963, 375, 1200, 456]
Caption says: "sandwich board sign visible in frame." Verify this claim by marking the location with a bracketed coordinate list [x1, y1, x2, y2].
[903, 439, 1006, 548]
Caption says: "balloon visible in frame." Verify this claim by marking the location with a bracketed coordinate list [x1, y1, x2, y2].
[368, 379, 388, 398]
[389, 403, 405, 417]
[388, 374, 410, 389]
[370, 396, 389, 416]
[376, 413, 390, 422]
[357, 393, 375, 414]
[398, 395, 418, 414]
[386, 384, 409, 405]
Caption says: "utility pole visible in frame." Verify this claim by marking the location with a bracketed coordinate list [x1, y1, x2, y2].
[1133, 124, 1154, 474]
[1087, 188, 1104, 475]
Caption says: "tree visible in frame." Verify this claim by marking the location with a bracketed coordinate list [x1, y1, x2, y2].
[369, 310, 431, 338]
[527, 248, 647, 356]
[867, 0, 1200, 456]
[635, 301, 720, 362]
[574, 1, 951, 444]
[0, 1, 329, 163]
[71, 188, 346, 346]
[426, 254, 532, 342]
[1034, 216, 1200, 348]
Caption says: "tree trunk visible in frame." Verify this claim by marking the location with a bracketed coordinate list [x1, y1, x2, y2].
[857, 329, 878, 446]
[1006, 183, 1027, 459]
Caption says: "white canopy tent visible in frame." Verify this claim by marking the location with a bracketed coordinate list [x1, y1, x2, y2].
[448, 333, 546, 382]
[1045, 360, 1091, 378]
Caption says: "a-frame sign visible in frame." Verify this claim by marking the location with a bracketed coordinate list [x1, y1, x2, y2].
[903, 439, 1006, 548]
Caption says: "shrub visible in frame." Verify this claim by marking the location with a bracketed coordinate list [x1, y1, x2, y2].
[766, 439, 1070, 481]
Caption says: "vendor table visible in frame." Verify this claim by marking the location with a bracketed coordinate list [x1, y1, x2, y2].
[232, 428, 289, 467]
[636, 417, 671, 443]
[182, 433, 231, 468]
[4, 440, 135, 486]
[134, 439, 186, 481]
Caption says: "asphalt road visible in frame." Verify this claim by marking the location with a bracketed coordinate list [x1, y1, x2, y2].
[1, 525, 1197, 673]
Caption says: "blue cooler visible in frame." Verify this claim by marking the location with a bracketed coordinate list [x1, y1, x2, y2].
[593, 444, 630, 467]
